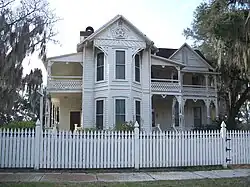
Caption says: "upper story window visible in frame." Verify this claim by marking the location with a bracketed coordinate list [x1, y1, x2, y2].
[115, 99, 126, 125]
[115, 50, 125, 79]
[96, 52, 104, 81]
[135, 54, 140, 82]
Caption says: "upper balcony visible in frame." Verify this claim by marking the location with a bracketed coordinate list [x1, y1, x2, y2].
[151, 66, 217, 97]
[46, 58, 83, 93]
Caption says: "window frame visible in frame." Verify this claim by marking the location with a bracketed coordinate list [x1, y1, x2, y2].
[134, 53, 141, 83]
[95, 51, 105, 83]
[114, 98, 126, 125]
[95, 99, 105, 130]
[134, 99, 141, 126]
[114, 49, 126, 80]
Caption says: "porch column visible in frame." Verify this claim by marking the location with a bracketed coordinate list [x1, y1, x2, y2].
[205, 74, 209, 96]
[214, 75, 217, 92]
[47, 60, 52, 82]
[177, 67, 182, 91]
[177, 96, 185, 129]
[172, 97, 177, 127]
[215, 98, 219, 120]
[45, 97, 50, 128]
[51, 103, 55, 126]
[205, 99, 211, 125]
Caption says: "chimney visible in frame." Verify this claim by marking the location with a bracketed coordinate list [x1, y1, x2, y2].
[80, 26, 94, 42]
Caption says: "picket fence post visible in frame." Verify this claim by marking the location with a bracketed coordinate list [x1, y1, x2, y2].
[134, 121, 140, 170]
[220, 121, 227, 168]
[34, 119, 41, 170]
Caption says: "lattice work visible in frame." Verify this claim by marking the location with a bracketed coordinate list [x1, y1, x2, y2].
[151, 82, 181, 92]
[48, 80, 82, 91]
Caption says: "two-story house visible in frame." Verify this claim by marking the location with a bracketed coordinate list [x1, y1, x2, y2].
[44, 15, 219, 131]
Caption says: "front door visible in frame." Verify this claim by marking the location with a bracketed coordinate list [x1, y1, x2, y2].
[193, 107, 202, 128]
[70, 111, 81, 131]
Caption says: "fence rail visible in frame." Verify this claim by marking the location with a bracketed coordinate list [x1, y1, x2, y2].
[0, 121, 250, 169]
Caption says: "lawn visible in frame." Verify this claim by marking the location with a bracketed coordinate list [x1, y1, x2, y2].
[0, 177, 249, 187]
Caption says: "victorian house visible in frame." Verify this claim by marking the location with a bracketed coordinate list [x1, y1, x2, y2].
[44, 15, 219, 131]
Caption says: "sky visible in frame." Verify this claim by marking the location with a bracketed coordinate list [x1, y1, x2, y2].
[22, 0, 204, 84]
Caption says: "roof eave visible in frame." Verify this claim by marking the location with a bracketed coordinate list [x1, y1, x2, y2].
[151, 54, 186, 68]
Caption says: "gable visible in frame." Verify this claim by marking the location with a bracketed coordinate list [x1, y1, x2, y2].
[77, 15, 158, 52]
[96, 19, 145, 42]
[169, 45, 213, 71]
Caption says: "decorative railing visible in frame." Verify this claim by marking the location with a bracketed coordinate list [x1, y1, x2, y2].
[182, 85, 216, 97]
[151, 79, 217, 97]
[47, 76, 82, 91]
[151, 79, 181, 93]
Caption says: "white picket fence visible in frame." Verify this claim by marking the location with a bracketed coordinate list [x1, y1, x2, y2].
[0, 121, 250, 169]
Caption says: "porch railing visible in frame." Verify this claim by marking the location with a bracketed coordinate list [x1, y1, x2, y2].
[151, 79, 181, 93]
[182, 85, 216, 96]
[47, 76, 82, 92]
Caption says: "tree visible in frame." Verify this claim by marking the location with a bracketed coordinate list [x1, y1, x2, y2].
[0, 0, 58, 121]
[184, 0, 250, 129]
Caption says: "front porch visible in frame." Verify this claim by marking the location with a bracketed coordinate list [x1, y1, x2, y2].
[45, 93, 82, 131]
[152, 95, 218, 131]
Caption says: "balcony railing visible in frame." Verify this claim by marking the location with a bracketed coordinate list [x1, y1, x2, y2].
[47, 76, 82, 92]
[151, 79, 217, 96]
[151, 79, 181, 93]
[182, 85, 216, 97]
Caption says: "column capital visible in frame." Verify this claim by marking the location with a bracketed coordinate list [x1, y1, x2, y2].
[205, 99, 211, 107]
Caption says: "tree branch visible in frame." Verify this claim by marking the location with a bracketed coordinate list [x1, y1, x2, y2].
[235, 86, 250, 112]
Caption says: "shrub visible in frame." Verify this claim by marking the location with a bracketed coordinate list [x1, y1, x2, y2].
[114, 121, 135, 131]
[0, 121, 35, 129]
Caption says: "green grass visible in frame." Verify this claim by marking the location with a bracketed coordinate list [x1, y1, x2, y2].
[0, 177, 249, 187]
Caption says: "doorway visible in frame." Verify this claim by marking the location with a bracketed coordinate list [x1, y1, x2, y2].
[70, 111, 81, 131]
[193, 107, 202, 128]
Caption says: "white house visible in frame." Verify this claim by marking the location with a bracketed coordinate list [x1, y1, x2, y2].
[44, 15, 219, 131]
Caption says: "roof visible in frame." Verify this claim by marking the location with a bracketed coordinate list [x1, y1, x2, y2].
[151, 54, 186, 68]
[156, 48, 214, 69]
[77, 14, 157, 52]
[156, 48, 177, 58]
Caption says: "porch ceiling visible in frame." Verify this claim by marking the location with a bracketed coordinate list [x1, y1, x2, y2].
[50, 92, 82, 99]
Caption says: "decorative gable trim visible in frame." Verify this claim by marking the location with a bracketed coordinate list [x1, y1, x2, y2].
[77, 15, 157, 51]
[169, 43, 214, 71]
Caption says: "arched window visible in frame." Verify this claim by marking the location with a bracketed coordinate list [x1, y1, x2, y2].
[96, 52, 104, 81]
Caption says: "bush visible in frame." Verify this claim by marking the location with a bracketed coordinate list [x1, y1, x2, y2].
[114, 121, 135, 131]
[0, 121, 35, 129]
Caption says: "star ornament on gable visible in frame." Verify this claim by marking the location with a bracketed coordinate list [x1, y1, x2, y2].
[112, 20, 128, 39]
[115, 27, 126, 38]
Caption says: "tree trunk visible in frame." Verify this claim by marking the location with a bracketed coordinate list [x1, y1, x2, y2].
[226, 107, 237, 129]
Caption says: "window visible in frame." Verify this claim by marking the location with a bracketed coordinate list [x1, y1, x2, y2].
[174, 102, 179, 127]
[135, 100, 141, 125]
[115, 99, 125, 124]
[96, 52, 104, 81]
[115, 50, 125, 79]
[96, 100, 104, 130]
[135, 54, 140, 82]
